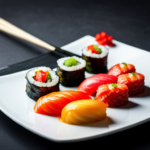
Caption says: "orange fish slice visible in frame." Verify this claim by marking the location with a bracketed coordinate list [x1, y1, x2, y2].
[34, 90, 92, 116]
[59, 100, 108, 125]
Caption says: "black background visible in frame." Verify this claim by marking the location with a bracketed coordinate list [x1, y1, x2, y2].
[0, 0, 150, 149]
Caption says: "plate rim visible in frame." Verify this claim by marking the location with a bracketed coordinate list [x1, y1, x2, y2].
[0, 35, 150, 142]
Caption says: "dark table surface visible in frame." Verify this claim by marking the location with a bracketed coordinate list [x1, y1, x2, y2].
[0, 0, 150, 149]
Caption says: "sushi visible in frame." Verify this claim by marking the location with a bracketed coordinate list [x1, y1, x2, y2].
[96, 83, 128, 107]
[26, 66, 59, 101]
[77, 74, 117, 95]
[82, 44, 109, 73]
[108, 62, 136, 77]
[57, 56, 86, 86]
[118, 72, 145, 96]
[59, 100, 108, 125]
[34, 90, 92, 116]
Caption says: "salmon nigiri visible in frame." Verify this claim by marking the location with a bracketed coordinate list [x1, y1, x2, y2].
[118, 72, 145, 96]
[108, 63, 136, 77]
[34, 90, 92, 116]
[96, 83, 128, 107]
[59, 100, 108, 125]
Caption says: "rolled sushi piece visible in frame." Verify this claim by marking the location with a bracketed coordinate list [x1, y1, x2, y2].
[82, 44, 109, 73]
[26, 66, 59, 101]
[118, 72, 145, 96]
[57, 56, 86, 86]
[108, 62, 136, 77]
[96, 83, 129, 107]
[59, 100, 108, 125]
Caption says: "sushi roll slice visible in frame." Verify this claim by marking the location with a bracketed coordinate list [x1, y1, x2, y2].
[96, 83, 128, 107]
[82, 44, 109, 73]
[57, 56, 86, 86]
[34, 90, 92, 116]
[59, 100, 108, 125]
[108, 62, 136, 77]
[26, 66, 59, 101]
[118, 72, 145, 96]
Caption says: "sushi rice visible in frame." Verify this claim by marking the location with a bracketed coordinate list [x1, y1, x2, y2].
[57, 56, 86, 71]
[27, 66, 59, 87]
[82, 45, 109, 58]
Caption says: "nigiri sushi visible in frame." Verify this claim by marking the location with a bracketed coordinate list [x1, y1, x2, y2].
[96, 83, 128, 107]
[34, 90, 92, 116]
[77, 74, 117, 95]
[118, 72, 145, 96]
[108, 63, 136, 77]
[59, 100, 108, 125]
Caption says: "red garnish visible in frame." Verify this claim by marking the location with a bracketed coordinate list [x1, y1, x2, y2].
[95, 32, 115, 46]
[87, 45, 99, 54]
[34, 70, 47, 83]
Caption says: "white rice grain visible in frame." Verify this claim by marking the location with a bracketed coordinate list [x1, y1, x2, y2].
[27, 66, 59, 87]
[57, 56, 86, 71]
[82, 45, 109, 58]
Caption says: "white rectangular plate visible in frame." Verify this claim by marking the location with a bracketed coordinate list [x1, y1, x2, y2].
[0, 35, 150, 142]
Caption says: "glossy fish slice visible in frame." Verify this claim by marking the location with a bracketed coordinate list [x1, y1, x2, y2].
[77, 74, 117, 95]
[108, 63, 136, 77]
[96, 83, 128, 107]
[59, 100, 108, 125]
[34, 90, 92, 116]
[118, 72, 145, 96]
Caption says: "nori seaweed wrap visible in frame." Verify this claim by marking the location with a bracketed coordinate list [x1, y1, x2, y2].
[82, 45, 109, 73]
[57, 56, 86, 87]
[26, 66, 59, 101]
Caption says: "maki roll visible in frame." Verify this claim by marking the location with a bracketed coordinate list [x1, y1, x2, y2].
[26, 66, 59, 101]
[96, 83, 129, 107]
[118, 72, 145, 96]
[82, 44, 109, 73]
[57, 56, 86, 87]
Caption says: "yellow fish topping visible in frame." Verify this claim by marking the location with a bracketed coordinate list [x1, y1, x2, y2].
[59, 100, 108, 125]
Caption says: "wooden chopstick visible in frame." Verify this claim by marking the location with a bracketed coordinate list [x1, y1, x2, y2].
[0, 18, 81, 57]
[0, 18, 56, 51]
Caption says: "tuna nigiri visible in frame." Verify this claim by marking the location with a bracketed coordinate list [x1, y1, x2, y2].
[96, 83, 128, 107]
[118, 72, 145, 96]
[34, 90, 92, 116]
[59, 100, 108, 125]
[77, 74, 117, 95]
[108, 63, 136, 77]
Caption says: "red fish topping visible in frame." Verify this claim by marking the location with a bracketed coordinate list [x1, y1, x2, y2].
[34, 70, 51, 83]
[96, 83, 128, 107]
[77, 74, 117, 95]
[118, 72, 145, 96]
[108, 63, 136, 78]
[87, 45, 102, 54]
